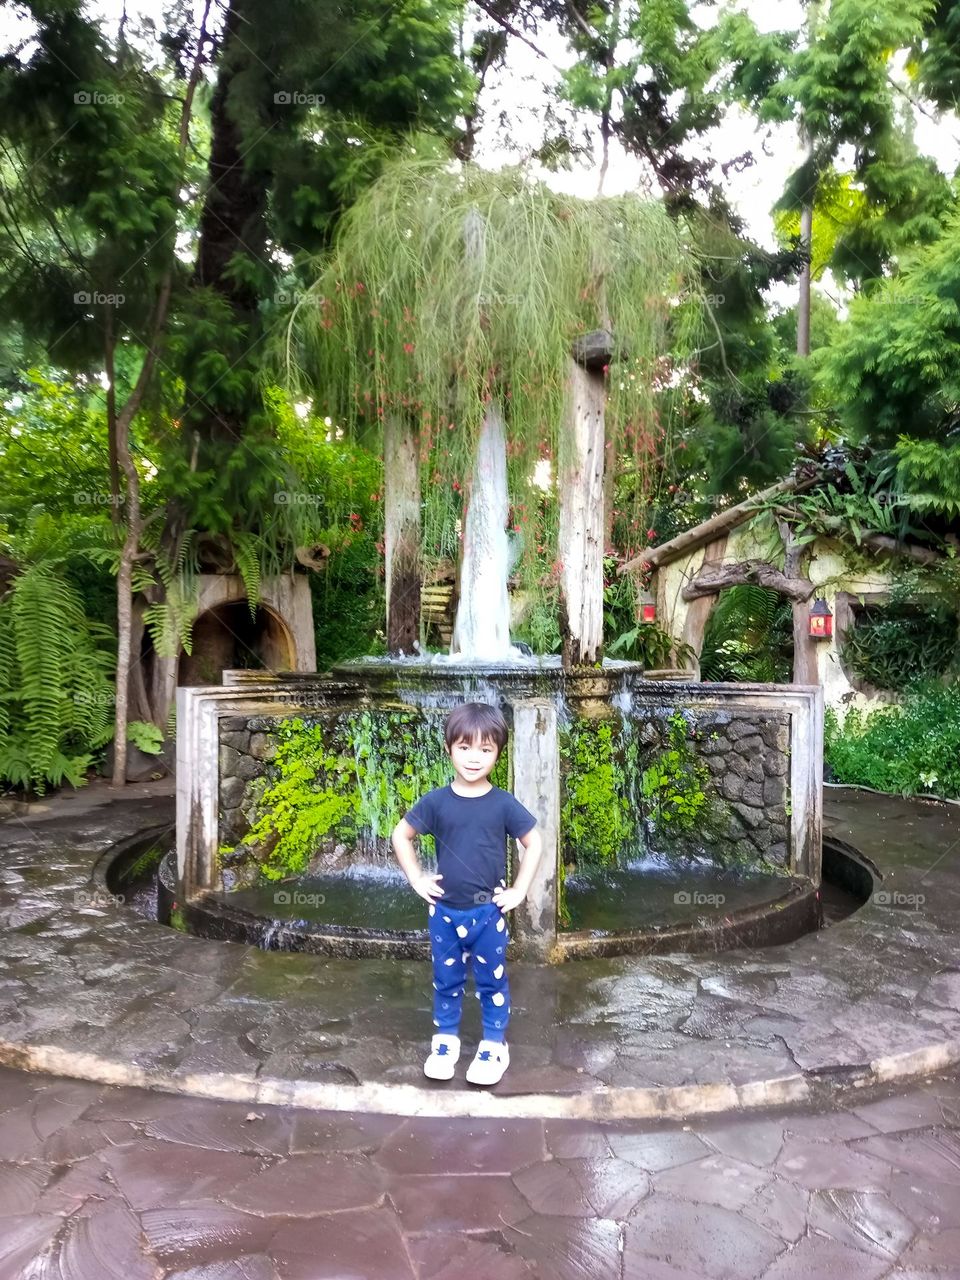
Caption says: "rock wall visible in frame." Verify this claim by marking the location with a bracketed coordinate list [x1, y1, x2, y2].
[688, 710, 790, 866]
[217, 705, 792, 892]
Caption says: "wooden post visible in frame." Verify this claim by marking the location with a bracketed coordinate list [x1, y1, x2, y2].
[791, 599, 819, 685]
[384, 414, 421, 654]
[679, 537, 729, 676]
[559, 335, 609, 667]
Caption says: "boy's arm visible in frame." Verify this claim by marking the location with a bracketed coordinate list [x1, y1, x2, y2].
[391, 817, 444, 902]
[510, 826, 543, 899]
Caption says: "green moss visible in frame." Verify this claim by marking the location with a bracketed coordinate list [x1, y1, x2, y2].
[560, 717, 637, 870]
[230, 710, 513, 884]
[640, 711, 710, 832]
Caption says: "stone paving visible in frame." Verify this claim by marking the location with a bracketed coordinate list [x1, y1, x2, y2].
[1, 780, 959, 1118]
[1, 1063, 960, 1278]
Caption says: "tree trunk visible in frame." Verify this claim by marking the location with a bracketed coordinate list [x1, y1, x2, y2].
[559, 356, 606, 666]
[797, 197, 813, 357]
[384, 414, 421, 654]
[110, 1, 211, 785]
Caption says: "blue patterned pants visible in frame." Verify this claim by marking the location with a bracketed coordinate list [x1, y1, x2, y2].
[428, 900, 511, 1042]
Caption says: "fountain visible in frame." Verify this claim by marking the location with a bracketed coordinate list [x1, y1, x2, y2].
[171, 163, 825, 962]
[172, 400, 823, 963]
[173, 656, 823, 962]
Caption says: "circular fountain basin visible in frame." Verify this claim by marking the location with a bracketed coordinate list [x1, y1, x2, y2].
[104, 836, 868, 961]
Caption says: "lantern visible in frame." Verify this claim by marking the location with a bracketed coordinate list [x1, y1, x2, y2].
[640, 590, 657, 624]
[808, 598, 833, 639]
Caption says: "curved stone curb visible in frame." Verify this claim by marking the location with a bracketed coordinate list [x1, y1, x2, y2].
[3, 785, 960, 1122]
[3, 1038, 959, 1122]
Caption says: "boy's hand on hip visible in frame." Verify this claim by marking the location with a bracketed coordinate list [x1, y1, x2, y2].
[413, 873, 444, 903]
[491, 885, 525, 912]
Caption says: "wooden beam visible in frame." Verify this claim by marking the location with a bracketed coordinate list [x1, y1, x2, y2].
[861, 534, 941, 565]
[619, 471, 822, 576]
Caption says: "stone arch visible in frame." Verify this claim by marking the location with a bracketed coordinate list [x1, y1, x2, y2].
[129, 573, 316, 733]
[177, 599, 295, 686]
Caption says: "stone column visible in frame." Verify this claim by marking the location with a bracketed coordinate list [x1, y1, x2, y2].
[558, 355, 607, 666]
[384, 413, 421, 655]
[510, 699, 559, 960]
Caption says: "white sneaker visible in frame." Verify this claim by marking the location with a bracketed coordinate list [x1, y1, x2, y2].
[465, 1039, 510, 1086]
[424, 1033, 461, 1080]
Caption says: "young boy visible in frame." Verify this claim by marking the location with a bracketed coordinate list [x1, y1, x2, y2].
[391, 702, 542, 1086]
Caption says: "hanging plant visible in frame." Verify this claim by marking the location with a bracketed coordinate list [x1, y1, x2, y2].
[279, 147, 703, 604]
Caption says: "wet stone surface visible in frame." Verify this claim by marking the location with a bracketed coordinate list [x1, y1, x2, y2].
[1, 782, 960, 1107]
[0, 1065, 959, 1278]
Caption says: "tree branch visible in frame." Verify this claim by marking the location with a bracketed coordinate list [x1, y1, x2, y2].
[470, 1, 550, 59]
[620, 470, 822, 575]
[681, 558, 815, 603]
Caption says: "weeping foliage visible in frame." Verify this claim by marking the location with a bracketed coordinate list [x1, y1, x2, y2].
[280, 152, 702, 587]
[134, 527, 199, 660]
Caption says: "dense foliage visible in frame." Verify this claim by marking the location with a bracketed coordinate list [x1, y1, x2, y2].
[2, 0, 960, 797]
[825, 684, 960, 798]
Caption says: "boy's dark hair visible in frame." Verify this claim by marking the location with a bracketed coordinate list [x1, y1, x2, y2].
[444, 702, 509, 754]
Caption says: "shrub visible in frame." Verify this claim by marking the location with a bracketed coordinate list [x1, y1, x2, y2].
[825, 682, 960, 798]
[841, 600, 957, 692]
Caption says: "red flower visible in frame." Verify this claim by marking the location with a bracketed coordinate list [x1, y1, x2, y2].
[403, 342, 415, 354]
[646, 528, 657, 540]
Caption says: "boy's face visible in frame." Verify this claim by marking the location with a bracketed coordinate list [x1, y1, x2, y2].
[446, 733, 499, 785]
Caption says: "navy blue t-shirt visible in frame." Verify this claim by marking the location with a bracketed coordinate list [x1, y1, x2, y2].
[404, 784, 537, 909]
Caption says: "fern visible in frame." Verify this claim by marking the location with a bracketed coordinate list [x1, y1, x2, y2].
[232, 530, 262, 619]
[10, 564, 79, 781]
[894, 437, 960, 516]
[138, 527, 200, 658]
[0, 563, 117, 793]
[700, 584, 793, 682]
[127, 720, 164, 754]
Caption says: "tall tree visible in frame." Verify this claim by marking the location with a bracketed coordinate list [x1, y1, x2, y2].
[0, 0, 212, 784]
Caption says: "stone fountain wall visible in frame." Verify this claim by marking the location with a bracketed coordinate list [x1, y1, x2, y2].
[686, 710, 791, 863]
[177, 667, 822, 961]
[214, 705, 792, 890]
